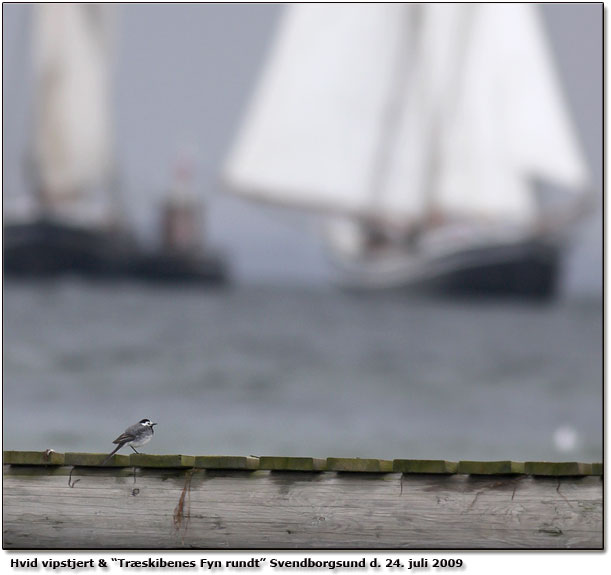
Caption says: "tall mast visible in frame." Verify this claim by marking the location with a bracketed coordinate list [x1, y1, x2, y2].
[364, 4, 420, 232]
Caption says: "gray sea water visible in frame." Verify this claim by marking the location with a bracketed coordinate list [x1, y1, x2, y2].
[2, 281, 602, 462]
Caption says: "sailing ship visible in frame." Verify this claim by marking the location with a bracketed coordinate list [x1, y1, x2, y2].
[223, 4, 593, 298]
[4, 4, 228, 285]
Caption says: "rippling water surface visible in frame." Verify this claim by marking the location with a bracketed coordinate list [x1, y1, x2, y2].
[3, 281, 602, 461]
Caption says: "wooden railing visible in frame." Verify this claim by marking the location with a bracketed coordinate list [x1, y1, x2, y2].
[3, 451, 602, 549]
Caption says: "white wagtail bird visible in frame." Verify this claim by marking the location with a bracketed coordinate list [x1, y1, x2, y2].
[102, 419, 157, 465]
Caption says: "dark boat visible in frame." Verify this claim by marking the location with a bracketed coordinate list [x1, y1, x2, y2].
[411, 239, 560, 300]
[3, 218, 228, 285]
[4, 5, 228, 287]
[329, 229, 562, 300]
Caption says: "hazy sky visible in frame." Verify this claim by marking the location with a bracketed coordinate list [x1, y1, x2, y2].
[2, 4, 602, 294]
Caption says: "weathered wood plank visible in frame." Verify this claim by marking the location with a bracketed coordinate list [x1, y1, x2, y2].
[193, 456, 260, 470]
[130, 454, 195, 468]
[259, 457, 326, 471]
[3, 450, 64, 466]
[64, 453, 130, 467]
[3, 466, 601, 549]
[326, 458, 393, 472]
[393, 459, 458, 474]
[5, 453, 601, 475]
[524, 461, 592, 476]
[458, 460, 525, 474]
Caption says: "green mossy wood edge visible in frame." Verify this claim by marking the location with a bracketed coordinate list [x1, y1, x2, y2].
[2, 452, 603, 476]
[326, 458, 393, 472]
[194, 456, 260, 470]
[3, 450, 65, 466]
[393, 459, 458, 474]
[130, 454, 195, 468]
[523, 461, 594, 476]
[258, 457, 326, 471]
[458, 460, 525, 475]
[64, 453, 131, 467]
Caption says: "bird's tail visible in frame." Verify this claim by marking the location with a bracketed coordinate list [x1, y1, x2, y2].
[102, 443, 124, 465]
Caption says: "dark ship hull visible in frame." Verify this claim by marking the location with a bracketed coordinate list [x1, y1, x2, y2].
[419, 240, 560, 300]
[337, 238, 561, 301]
[3, 219, 228, 285]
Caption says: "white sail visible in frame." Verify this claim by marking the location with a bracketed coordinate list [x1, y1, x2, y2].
[32, 4, 115, 224]
[224, 4, 409, 215]
[224, 4, 590, 228]
[432, 4, 590, 224]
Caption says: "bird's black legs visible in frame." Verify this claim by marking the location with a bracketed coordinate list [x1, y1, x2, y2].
[130, 446, 140, 454]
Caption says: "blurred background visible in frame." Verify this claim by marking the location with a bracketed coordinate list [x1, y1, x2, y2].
[2, 4, 602, 461]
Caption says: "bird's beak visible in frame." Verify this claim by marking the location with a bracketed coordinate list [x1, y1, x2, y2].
[151, 422, 158, 427]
